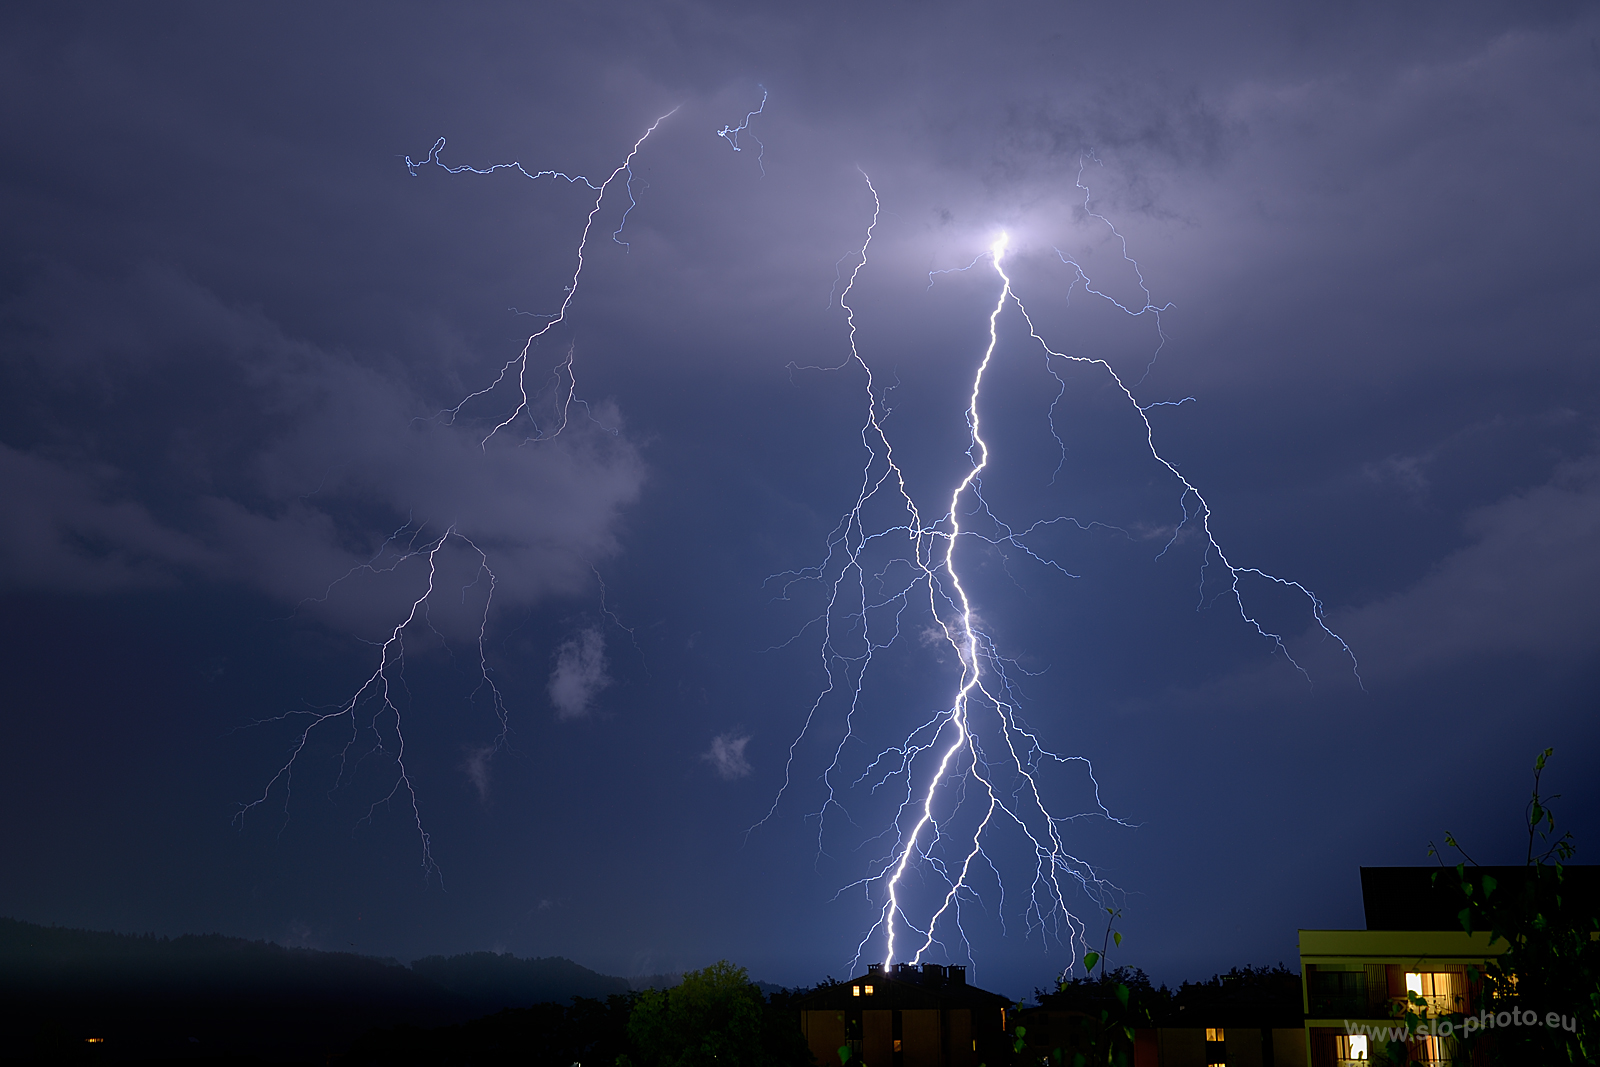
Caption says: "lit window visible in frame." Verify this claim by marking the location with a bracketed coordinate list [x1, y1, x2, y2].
[1405, 972, 1423, 996]
[85, 1039, 104, 1044]
[863, 984, 874, 995]
[852, 985, 861, 997]
[1334, 1034, 1369, 1063]
[1206, 1028, 1225, 1042]
[893, 1039, 903, 1052]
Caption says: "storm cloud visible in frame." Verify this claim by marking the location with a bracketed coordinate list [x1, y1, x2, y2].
[0, 0, 1596, 995]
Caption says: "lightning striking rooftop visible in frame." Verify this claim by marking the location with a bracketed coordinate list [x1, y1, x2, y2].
[762, 163, 1358, 978]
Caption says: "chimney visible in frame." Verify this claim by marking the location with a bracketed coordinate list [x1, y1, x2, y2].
[921, 964, 945, 986]
[867, 963, 884, 975]
[946, 965, 966, 986]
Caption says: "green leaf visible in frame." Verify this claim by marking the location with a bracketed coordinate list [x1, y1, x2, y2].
[1112, 931, 1122, 947]
[1115, 984, 1130, 1008]
[837, 1045, 852, 1065]
[1481, 874, 1496, 897]
[1458, 908, 1472, 933]
[1083, 952, 1100, 972]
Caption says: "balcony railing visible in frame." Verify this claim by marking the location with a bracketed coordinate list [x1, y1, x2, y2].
[1308, 994, 1375, 1018]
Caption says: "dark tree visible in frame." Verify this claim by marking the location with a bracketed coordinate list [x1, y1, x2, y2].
[1425, 748, 1599, 1064]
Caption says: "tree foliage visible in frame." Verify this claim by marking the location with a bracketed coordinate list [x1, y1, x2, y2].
[1424, 747, 1599, 1064]
[624, 960, 812, 1067]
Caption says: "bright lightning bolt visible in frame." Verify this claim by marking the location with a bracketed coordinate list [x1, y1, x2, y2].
[761, 164, 1359, 980]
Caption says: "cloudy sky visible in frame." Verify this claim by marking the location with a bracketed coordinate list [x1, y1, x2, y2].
[2, 2, 1597, 996]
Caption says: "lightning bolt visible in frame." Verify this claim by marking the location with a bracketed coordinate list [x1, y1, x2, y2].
[715, 86, 768, 175]
[236, 525, 502, 882]
[238, 112, 675, 874]
[762, 164, 1358, 979]
[409, 109, 677, 446]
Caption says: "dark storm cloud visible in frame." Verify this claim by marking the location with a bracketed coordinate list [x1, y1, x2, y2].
[1, 0, 1597, 994]
[0, 264, 643, 619]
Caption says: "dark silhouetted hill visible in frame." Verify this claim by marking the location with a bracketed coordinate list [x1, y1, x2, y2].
[410, 950, 630, 1011]
[0, 917, 658, 1063]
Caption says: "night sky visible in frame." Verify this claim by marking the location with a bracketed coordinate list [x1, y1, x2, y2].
[3, 3, 1598, 999]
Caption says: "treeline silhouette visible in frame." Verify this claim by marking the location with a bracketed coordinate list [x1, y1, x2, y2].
[0, 917, 656, 1063]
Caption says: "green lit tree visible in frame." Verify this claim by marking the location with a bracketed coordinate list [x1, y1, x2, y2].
[624, 960, 812, 1067]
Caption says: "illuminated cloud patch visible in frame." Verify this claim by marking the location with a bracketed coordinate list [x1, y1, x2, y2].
[548, 626, 611, 720]
[705, 732, 753, 780]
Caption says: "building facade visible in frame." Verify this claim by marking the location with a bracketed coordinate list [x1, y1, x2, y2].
[794, 963, 1012, 1067]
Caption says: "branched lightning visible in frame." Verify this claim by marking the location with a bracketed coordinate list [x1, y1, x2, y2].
[715, 86, 768, 175]
[240, 113, 675, 874]
[410, 111, 677, 447]
[237, 524, 502, 881]
[761, 165, 1359, 978]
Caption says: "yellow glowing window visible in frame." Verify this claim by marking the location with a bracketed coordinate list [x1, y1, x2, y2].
[972, 1041, 977, 1051]
[1334, 1034, 1369, 1061]
[893, 1039, 903, 1052]
[1405, 972, 1423, 995]
[1205, 1027, 1225, 1041]
[863, 984, 874, 995]
[85, 1038, 104, 1044]
[852, 985, 861, 996]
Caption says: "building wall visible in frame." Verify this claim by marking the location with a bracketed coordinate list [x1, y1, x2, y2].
[1156, 1027, 1206, 1066]
[1299, 929, 1501, 1067]
[864, 1008, 893, 1067]
[1270, 1027, 1308, 1067]
[902, 1009, 940, 1065]
[947, 1007, 972, 1067]
[801, 1010, 847, 1067]
[1223, 1027, 1263, 1067]
[1134, 1029, 1158, 1067]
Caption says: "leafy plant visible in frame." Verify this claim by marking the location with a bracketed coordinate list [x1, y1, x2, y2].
[1426, 748, 1598, 1064]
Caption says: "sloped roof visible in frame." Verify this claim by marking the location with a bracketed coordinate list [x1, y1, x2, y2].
[796, 967, 1012, 1011]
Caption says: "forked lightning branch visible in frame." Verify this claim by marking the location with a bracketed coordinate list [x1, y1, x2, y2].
[238, 95, 1355, 977]
[764, 163, 1357, 978]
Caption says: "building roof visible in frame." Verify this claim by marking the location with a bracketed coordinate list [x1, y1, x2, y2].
[794, 964, 1012, 1011]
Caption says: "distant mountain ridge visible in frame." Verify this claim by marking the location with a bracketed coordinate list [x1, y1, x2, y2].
[411, 949, 631, 1006]
[0, 916, 686, 1061]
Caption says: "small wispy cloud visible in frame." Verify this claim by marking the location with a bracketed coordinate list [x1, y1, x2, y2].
[462, 743, 495, 804]
[704, 731, 753, 780]
[549, 626, 610, 719]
